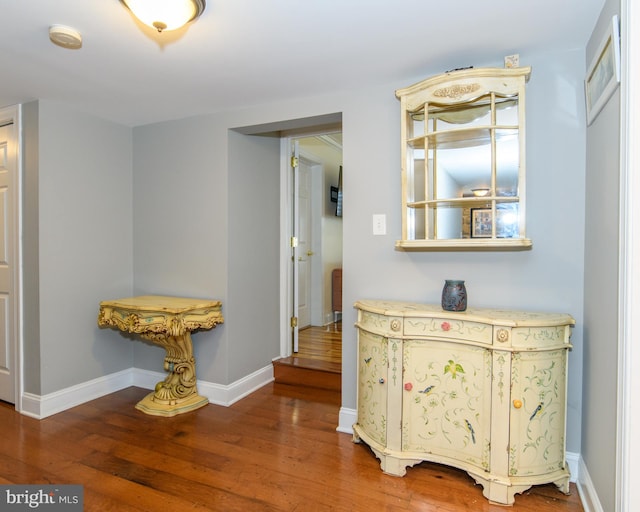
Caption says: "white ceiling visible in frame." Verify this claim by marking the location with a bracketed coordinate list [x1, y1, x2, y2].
[0, 0, 605, 127]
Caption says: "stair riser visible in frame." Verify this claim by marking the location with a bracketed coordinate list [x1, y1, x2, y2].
[273, 363, 341, 391]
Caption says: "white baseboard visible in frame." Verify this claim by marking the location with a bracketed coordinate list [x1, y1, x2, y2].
[576, 456, 604, 512]
[565, 451, 578, 483]
[337, 406, 356, 434]
[195, 364, 275, 406]
[131, 365, 274, 406]
[21, 369, 134, 419]
[20, 364, 275, 420]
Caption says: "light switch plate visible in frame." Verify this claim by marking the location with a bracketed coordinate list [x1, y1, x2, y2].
[373, 214, 386, 235]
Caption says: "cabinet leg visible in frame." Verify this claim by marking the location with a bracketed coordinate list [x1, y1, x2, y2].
[379, 455, 408, 477]
[553, 475, 571, 495]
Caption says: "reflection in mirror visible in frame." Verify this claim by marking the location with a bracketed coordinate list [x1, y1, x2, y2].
[425, 96, 520, 240]
[396, 66, 531, 249]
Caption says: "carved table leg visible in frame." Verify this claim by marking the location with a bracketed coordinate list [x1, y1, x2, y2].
[136, 332, 209, 417]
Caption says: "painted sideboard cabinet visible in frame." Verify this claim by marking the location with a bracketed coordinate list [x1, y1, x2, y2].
[353, 299, 574, 505]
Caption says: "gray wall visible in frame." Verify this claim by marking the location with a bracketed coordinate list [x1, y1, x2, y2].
[22, 100, 134, 395]
[583, 1, 621, 510]
[131, 116, 229, 380]
[21, 102, 41, 394]
[343, 50, 587, 454]
[130, 48, 587, 454]
[227, 131, 281, 382]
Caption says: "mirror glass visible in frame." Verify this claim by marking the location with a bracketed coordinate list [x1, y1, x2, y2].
[418, 95, 521, 240]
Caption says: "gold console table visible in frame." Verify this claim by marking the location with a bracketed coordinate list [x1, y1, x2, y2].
[98, 295, 223, 417]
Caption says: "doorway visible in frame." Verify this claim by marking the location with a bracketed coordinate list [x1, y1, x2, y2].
[283, 129, 343, 374]
[296, 134, 343, 325]
[230, 112, 343, 376]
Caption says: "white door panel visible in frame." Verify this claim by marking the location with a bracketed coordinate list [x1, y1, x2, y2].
[297, 160, 311, 329]
[0, 121, 16, 403]
[0, 187, 7, 263]
[0, 296, 8, 375]
[291, 142, 300, 352]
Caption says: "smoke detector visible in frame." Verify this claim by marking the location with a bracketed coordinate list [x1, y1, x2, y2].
[49, 25, 82, 50]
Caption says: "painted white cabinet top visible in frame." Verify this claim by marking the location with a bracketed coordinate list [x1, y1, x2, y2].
[354, 299, 575, 328]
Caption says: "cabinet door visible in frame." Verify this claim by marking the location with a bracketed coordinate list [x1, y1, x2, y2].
[357, 330, 388, 447]
[509, 350, 568, 476]
[402, 339, 492, 471]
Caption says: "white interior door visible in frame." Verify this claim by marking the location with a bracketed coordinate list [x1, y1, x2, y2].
[291, 142, 300, 352]
[297, 159, 312, 330]
[0, 120, 16, 404]
[291, 145, 313, 352]
[285, 129, 342, 356]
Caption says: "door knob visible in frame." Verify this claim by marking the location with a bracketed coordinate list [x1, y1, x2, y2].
[307, 251, 314, 256]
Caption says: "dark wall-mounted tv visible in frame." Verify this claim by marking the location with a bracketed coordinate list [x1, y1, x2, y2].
[335, 166, 342, 217]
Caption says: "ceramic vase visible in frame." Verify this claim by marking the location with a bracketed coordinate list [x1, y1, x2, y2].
[441, 280, 467, 312]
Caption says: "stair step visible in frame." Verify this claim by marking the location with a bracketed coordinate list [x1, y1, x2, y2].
[273, 357, 341, 392]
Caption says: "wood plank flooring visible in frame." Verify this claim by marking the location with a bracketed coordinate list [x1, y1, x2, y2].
[296, 323, 342, 365]
[0, 384, 583, 511]
[273, 323, 342, 390]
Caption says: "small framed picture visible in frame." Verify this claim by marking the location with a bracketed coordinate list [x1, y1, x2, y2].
[471, 205, 520, 239]
[471, 209, 493, 238]
[585, 15, 621, 125]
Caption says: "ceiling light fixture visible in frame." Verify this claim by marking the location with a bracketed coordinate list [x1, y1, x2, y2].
[49, 25, 83, 49]
[120, 0, 206, 32]
[472, 188, 490, 197]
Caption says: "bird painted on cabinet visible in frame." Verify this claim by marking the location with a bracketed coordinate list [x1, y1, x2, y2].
[418, 385, 435, 394]
[465, 419, 476, 444]
[529, 403, 543, 421]
[444, 360, 465, 379]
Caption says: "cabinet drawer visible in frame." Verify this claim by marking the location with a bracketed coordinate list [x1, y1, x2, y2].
[511, 325, 572, 349]
[404, 317, 493, 345]
[358, 310, 404, 337]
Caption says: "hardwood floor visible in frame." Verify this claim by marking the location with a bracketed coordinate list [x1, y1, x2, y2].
[0, 384, 583, 511]
[296, 322, 342, 366]
[273, 323, 342, 390]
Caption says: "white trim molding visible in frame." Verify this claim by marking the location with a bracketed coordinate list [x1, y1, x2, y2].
[21, 369, 134, 419]
[618, 1, 640, 511]
[337, 406, 356, 435]
[578, 456, 605, 512]
[20, 365, 274, 419]
[565, 451, 580, 484]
